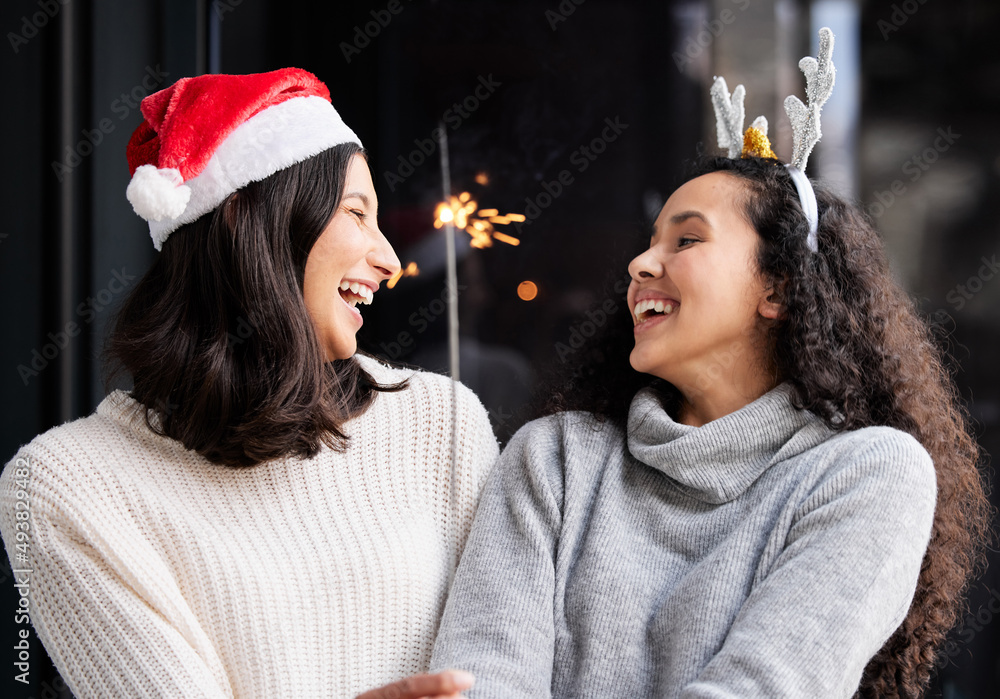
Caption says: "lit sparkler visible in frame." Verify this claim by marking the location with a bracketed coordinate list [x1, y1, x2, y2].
[433, 192, 526, 249]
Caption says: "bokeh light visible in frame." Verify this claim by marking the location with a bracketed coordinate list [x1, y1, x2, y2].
[517, 280, 538, 301]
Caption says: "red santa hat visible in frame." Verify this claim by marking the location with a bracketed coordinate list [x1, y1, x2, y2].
[125, 67, 362, 250]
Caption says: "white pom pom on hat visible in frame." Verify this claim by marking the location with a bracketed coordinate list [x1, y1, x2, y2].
[126, 165, 191, 222]
[125, 67, 362, 251]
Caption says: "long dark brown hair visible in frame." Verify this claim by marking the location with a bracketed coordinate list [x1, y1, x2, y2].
[105, 143, 405, 468]
[537, 156, 992, 697]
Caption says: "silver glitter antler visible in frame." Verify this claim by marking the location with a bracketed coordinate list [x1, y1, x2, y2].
[711, 77, 745, 159]
[784, 27, 836, 171]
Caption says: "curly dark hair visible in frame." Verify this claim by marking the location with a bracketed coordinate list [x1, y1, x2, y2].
[105, 144, 405, 468]
[535, 156, 992, 697]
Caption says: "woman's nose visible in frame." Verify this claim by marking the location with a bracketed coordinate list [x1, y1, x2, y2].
[369, 226, 402, 281]
[628, 247, 663, 282]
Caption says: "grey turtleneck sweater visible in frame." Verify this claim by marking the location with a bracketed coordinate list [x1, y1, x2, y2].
[430, 383, 936, 698]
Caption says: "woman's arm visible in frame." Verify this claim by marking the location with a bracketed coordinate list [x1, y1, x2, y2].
[1, 450, 234, 699]
[430, 419, 564, 698]
[682, 429, 937, 698]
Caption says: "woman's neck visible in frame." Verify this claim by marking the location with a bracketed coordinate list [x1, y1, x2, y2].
[674, 369, 780, 427]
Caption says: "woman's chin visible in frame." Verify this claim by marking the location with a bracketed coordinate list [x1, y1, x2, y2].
[629, 348, 662, 379]
[323, 336, 357, 362]
[630, 347, 686, 386]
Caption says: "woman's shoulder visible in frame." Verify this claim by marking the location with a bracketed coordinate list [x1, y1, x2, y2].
[357, 352, 489, 416]
[822, 424, 932, 468]
[355, 351, 415, 385]
[355, 353, 497, 447]
[7, 391, 142, 453]
[0, 392, 173, 505]
[357, 351, 459, 395]
[501, 410, 625, 473]
[354, 354, 500, 492]
[511, 410, 621, 443]
[806, 424, 936, 502]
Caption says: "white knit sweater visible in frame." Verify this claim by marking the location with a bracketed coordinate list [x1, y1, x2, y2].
[0, 355, 499, 698]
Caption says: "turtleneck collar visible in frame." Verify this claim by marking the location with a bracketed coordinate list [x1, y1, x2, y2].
[98, 390, 165, 433]
[626, 383, 832, 504]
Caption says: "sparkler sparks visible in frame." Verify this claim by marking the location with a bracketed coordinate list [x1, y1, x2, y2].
[387, 261, 419, 289]
[433, 192, 526, 249]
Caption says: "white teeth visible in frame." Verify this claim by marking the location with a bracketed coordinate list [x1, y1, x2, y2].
[633, 298, 678, 320]
[339, 281, 375, 306]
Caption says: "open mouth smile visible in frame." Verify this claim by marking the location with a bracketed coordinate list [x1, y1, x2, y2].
[338, 280, 375, 324]
[633, 298, 678, 324]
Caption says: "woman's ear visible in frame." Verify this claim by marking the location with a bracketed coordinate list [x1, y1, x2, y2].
[758, 282, 785, 320]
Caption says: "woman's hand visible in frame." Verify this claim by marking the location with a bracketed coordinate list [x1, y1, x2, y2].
[354, 670, 475, 699]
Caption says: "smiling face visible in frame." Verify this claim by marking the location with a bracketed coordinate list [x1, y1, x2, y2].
[302, 153, 401, 361]
[627, 172, 781, 397]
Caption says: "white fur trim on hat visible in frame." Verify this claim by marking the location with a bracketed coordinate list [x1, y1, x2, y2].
[139, 95, 361, 251]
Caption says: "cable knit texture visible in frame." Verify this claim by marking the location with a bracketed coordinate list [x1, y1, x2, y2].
[430, 382, 937, 698]
[0, 355, 499, 699]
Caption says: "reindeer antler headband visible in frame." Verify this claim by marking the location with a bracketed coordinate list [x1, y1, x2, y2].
[711, 27, 836, 253]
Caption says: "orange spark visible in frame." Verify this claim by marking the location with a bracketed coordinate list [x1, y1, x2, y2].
[433, 191, 525, 249]
[492, 232, 520, 246]
[387, 261, 420, 289]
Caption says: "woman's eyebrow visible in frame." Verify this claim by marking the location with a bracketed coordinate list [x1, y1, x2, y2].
[669, 210, 709, 226]
[650, 210, 709, 242]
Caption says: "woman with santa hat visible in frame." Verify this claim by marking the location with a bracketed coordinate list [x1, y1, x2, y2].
[0, 68, 493, 699]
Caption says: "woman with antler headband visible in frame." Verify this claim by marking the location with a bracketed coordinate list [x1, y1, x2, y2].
[427, 29, 990, 697]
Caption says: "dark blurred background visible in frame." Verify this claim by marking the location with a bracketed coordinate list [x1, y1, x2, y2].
[1, 0, 997, 696]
